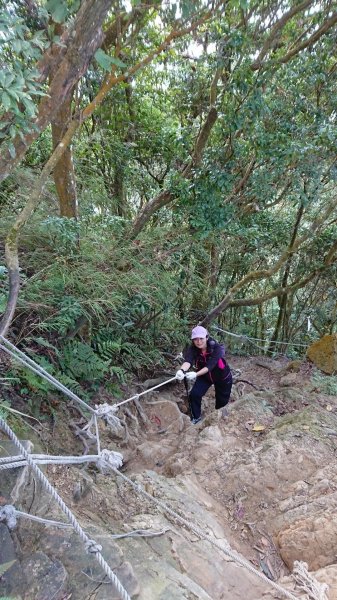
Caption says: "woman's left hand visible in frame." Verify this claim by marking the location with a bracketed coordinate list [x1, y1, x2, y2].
[185, 372, 197, 382]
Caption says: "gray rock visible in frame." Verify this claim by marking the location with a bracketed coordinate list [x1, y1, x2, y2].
[21, 551, 68, 600]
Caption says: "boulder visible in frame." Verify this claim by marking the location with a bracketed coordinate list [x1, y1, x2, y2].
[307, 334, 337, 374]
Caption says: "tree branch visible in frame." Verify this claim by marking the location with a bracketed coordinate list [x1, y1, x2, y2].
[280, 11, 337, 64]
[0, 0, 113, 183]
[251, 0, 314, 70]
[201, 196, 337, 326]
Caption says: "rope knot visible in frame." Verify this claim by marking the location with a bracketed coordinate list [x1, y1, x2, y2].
[292, 560, 329, 599]
[95, 403, 117, 417]
[97, 449, 123, 473]
[95, 403, 122, 434]
[0, 504, 17, 529]
[85, 539, 102, 554]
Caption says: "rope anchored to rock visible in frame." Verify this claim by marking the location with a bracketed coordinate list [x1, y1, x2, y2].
[0, 335, 329, 600]
[0, 417, 131, 600]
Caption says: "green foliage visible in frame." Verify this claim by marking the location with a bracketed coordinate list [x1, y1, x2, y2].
[311, 371, 337, 397]
[39, 217, 80, 256]
[0, 7, 49, 143]
[59, 341, 111, 383]
[1, 0, 337, 422]
[45, 0, 81, 23]
[39, 296, 85, 336]
[0, 399, 11, 419]
[94, 49, 126, 71]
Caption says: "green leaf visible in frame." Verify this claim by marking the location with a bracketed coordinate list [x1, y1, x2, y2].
[181, 0, 195, 19]
[94, 49, 126, 71]
[12, 39, 22, 53]
[110, 56, 127, 68]
[0, 294, 7, 313]
[22, 96, 37, 117]
[46, 0, 67, 23]
[8, 143, 16, 158]
[6, 88, 20, 102]
[1, 91, 12, 111]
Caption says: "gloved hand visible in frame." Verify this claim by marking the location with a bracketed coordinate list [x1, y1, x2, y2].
[175, 369, 185, 381]
[185, 371, 197, 382]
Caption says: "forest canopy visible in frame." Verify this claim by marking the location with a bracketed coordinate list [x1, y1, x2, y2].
[0, 0, 337, 396]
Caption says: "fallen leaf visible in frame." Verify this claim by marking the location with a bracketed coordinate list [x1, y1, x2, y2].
[252, 423, 266, 432]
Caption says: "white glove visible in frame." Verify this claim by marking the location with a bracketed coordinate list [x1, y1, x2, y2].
[175, 369, 185, 381]
[185, 371, 197, 382]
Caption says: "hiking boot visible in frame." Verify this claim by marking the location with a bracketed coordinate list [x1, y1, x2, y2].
[221, 407, 229, 418]
[191, 416, 202, 425]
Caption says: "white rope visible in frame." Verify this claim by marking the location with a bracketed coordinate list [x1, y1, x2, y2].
[109, 467, 316, 600]
[0, 335, 177, 426]
[0, 337, 95, 414]
[292, 561, 329, 600]
[113, 377, 177, 408]
[1, 505, 73, 529]
[2, 504, 169, 536]
[111, 528, 169, 539]
[0, 418, 131, 600]
[212, 326, 310, 348]
[15, 509, 73, 529]
[96, 448, 123, 473]
[0, 338, 327, 599]
[0, 504, 17, 528]
[0, 452, 123, 470]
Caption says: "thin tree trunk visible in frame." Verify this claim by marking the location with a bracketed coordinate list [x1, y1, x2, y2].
[0, 0, 113, 182]
[52, 93, 78, 218]
[268, 202, 304, 352]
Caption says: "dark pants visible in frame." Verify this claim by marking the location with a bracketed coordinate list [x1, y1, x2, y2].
[189, 374, 232, 420]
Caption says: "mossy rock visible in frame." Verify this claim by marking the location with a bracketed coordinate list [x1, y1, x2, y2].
[307, 334, 337, 375]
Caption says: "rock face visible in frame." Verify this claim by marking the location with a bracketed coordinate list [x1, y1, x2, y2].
[307, 333, 337, 374]
[2, 356, 337, 599]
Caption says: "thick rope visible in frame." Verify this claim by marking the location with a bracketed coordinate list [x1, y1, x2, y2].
[0, 451, 123, 471]
[0, 504, 17, 528]
[1, 337, 326, 598]
[0, 338, 95, 414]
[2, 504, 169, 537]
[110, 467, 317, 600]
[113, 377, 177, 408]
[0, 418, 131, 600]
[292, 561, 329, 600]
[0, 505, 73, 529]
[0, 336, 177, 418]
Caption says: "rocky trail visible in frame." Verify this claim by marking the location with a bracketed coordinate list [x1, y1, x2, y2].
[1, 354, 337, 599]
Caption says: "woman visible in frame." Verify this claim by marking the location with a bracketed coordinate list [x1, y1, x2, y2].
[176, 326, 232, 424]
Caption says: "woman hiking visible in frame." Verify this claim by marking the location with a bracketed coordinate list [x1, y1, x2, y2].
[176, 326, 232, 424]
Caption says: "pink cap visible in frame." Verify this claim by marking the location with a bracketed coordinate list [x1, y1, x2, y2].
[191, 326, 208, 339]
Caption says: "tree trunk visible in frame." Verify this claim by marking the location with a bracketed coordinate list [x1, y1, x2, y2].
[51, 23, 78, 219]
[268, 202, 304, 352]
[0, 0, 113, 183]
[52, 94, 78, 219]
[129, 105, 218, 239]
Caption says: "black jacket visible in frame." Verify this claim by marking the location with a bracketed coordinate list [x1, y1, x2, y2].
[184, 337, 231, 383]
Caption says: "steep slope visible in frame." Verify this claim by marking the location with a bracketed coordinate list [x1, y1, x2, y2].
[1, 355, 337, 599]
